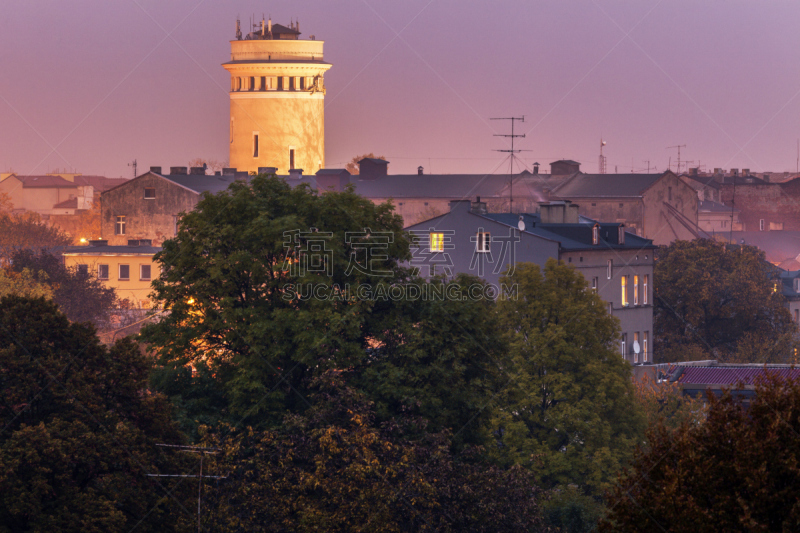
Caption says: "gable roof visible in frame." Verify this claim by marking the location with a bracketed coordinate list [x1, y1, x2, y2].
[351, 174, 519, 199]
[551, 172, 672, 198]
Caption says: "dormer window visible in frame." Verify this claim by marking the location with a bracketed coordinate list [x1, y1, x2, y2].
[794, 278, 800, 293]
[592, 224, 600, 245]
[618, 225, 625, 245]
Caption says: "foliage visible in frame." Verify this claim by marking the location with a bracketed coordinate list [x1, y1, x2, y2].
[632, 372, 705, 430]
[0, 211, 71, 263]
[542, 488, 605, 533]
[70, 199, 101, 243]
[345, 152, 385, 175]
[200, 375, 551, 532]
[601, 373, 800, 532]
[490, 260, 645, 497]
[0, 268, 53, 300]
[10, 250, 117, 327]
[187, 158, 228, 173]
[0, 191, 12, 212]
[654, 239, 797, 363]
[0, 296, 190, 532]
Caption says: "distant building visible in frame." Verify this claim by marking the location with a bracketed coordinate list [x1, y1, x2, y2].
[720, 177, 800, 232]
[0, 173, 126, 215]
[62, 239, 161, 309]
[698, 200, 741, 234]
[224, 17, 331, 175]
[405, 199, 656, 365]
[780, 270, 800, 326]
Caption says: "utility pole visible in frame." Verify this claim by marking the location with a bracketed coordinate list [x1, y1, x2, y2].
[148, 444, 223, 533]
[667, 145, 686, 173]
[128, 159, 137, 179]
[491, 116, 529, 213]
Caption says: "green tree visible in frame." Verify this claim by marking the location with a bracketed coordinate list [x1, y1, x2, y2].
[654, 239, 797, 363]
[0, 296, 190, 532]
[200, 374, 551, 532]
[601, 373, 800, 532]
[490, 260, 645, 497]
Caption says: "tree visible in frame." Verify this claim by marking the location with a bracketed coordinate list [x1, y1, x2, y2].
[145, 176, 504, 447]
[345, 153, 385, 175]
[0, 296, 190, 532]
[10, 250, 118, 327]
[654, 239, 797, 363]
[490, 260, 645, 497]
[0, 211, 71, 263]
[601, 373, 800, 532]
[200, 375, 551, 532]
[0, 268, 53, 300]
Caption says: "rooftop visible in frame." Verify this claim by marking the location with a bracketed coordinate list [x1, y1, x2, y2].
[551, 173, 666, 198]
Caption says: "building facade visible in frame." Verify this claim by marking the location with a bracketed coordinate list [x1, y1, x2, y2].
[405, 199, 657, 365]
[223, 18, 331, 175]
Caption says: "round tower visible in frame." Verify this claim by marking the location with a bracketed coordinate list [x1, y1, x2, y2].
[223, 18, 331, 175]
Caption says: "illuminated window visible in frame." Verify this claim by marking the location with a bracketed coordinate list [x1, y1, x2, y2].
[430, 232, 444, 253]
[144, 187, 155, 199]
[634, 275, 639, 305]
[115, 215, 126, 235]
[592, 224, 599, 245]
[621, 275, 628, 306]
[643, 274, 648, 304]
[607, 259, 612, 279]
[476, 232, 490, 253]
[98, 264, 109, 280]
[140, 264, 152, 281]
[119, 264, 130, 281]
[643, 331, 649, 362]
[633, 332, 640, 364]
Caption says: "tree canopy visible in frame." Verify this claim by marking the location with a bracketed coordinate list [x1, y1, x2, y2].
[602, 373, 800, 532]
[0, 212, 71, 263]
[654, 239, 797, 363]
[0, 296, 189, 532]
[490, 260, 645, 497]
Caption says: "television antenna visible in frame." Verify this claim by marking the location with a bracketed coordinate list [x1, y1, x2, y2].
[491, 116, 529, 213]
[599, 139, 607, 174]
[128, 159, 137, 179]
[667, 144, 686, 173]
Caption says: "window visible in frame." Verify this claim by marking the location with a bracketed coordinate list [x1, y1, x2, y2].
[144, 187, 155, 199]
[634, 275, 639, 305]
[634, 332, 640, 364]
[592, 277, 598, 291]
[77, 264, 88, 275]
[607, 259, 612, 279]
[618, 225, 625, 245]
[140, 264, 152, 281]
[592, 224, 599, 245]
[289, 149, 295, 169]
[430, 232, 444, 253]
[119, 264, 130, 280]
[299, 77, 305, 90]
[289, 77, 295, 90]
[476, 232, 490, 253]
[643, 331, 649, 362]
[621, 334, 627, 358]
[621, 276, 628, 306]
[249, 76, 255, 91]
[98, 264, 109, 280]
[115, 215, 126, 235]
[795, 278, 800, 293]
[643, 275, 648, 304]
[760, 219, 765, 231]
[260, 76, 266, 91]
[668, 186, 673, 202]
[795, 309, 799, 324]
[568, 257, 572, 263]
[253, 134, 259, 158]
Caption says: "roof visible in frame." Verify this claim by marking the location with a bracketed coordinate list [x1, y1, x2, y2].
[63, 244, 162, 255]
[552, 159, 580, 165]
[11, 174, 127, 191]
[481, 213, 657, 251]
[316, 168, 351, 176]
[351, 174, 516, 199]
[719, 175, 769, 186]
[53, 198, 78, 209]
[677, 366, 800, 386]
[551, 173, 665, 198]
[359, 158, 389, 165]
[680, 174, 721, 190]
[157, 173, 243, 195]
[699, 200, 738, 213]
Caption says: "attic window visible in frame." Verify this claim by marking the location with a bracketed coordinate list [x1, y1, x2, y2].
[430, 232, 444, 253]
[592, 224, 600, 245]
[618, 225, 625, 245]
[144, 188, 155, 199]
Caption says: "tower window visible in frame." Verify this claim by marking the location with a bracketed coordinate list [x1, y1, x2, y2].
[277, 77, 284, 91]
[253, 134, 259, 158]
[260, 76, 266, 91]
[250, 77, 255, 91]
[289, 77, 295, 91]
[289, 149, 295, 170]
[299, 77, 305, 90]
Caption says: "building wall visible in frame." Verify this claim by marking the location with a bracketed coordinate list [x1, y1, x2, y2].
[369, 197, 542, 227]
[63, 253, 158, 308]
[641, 173, 698, 244]
[720, 179, 800, 231]
[698, 211, 740, 233]
[0, 176, 79, 214]
[562, 199, 645, 235]
[101, 173, 199, 245]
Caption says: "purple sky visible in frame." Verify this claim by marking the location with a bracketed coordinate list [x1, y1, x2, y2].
[2, 0, 800, 178]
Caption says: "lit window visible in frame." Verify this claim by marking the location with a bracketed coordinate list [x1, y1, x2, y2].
[119, 264, 130, 280]
[633, 332, 640, 364]
[607, 259, 612, 279]
[98, 264, 109, 280]
[144, 187, 155, 199]
[476, 232, 490, 253]
[643, 332, 649, 362]
[621, 275, 628, 306]
[643, 275, 648, 304]
[592, 224, 599, 245]
[140, 264, 152, 281]
[430, 232, 444, 253]
[634, 275, 639, 305]
[115, 216, 126, 235]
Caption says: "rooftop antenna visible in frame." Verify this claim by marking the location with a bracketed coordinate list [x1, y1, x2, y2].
[127, 159, 137, 179]
[235, 17, 242, 40]
[599, 138, 607, 174]
[491, 116, 529, 213]
[643, 160, 650, 173]
[667, 144, 686, 173]
[261, 15, 265, 37]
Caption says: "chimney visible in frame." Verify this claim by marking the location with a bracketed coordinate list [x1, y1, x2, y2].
[539, 200, 579, 224]
[418, 166, 424, 175]
[533, 162, 540, 175]
[222, 167, 237, 175]
[258, 167, 278, 175]
[689, 167, 698, 176]
[742, 168, 750, 177]
[149, 166, 162, 174]
[190, 167, 206, 175]
[470, 196, 488, 215]
[170, 166, 188, 175]
[357, 158, 389, 180]
[714, 168, 723, 176]
[289, 168, 304, 179]
[731, 168, 739, 177]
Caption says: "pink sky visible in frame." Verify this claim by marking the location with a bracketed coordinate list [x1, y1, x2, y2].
[1, 0, 799, 178]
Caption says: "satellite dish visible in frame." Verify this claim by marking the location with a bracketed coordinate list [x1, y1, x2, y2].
[518, 216, 526, 232]
[633, 341, 640, 354]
